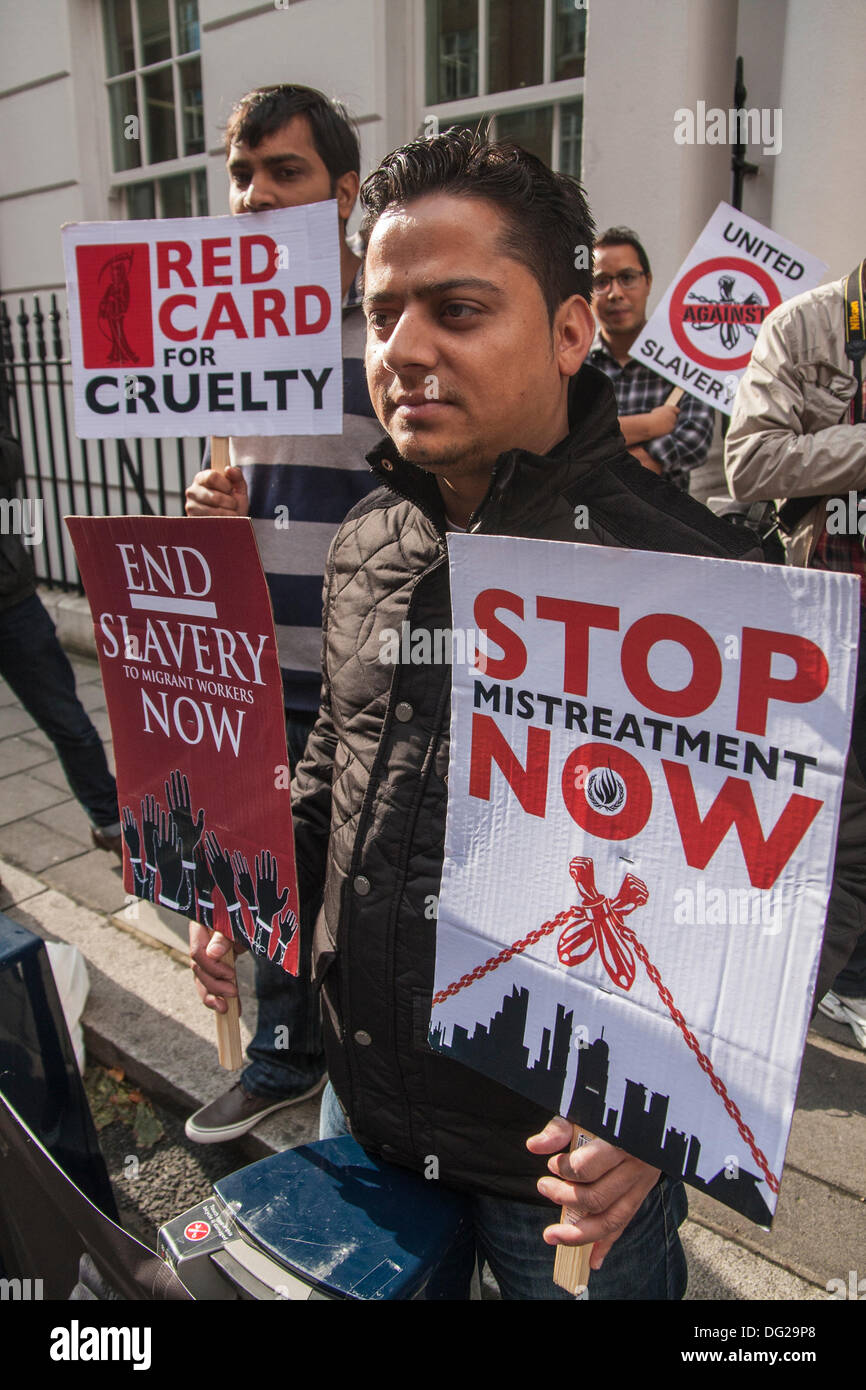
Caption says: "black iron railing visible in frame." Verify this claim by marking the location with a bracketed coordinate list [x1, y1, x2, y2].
[0, 294, 205, 593]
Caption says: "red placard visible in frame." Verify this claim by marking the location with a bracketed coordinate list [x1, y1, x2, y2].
[66, 515, 299, 973]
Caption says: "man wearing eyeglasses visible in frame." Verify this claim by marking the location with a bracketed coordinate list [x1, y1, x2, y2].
[588, 227, 715, 491]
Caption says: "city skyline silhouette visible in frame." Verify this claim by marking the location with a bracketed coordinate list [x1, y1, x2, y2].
[430, 983, 773, 1224]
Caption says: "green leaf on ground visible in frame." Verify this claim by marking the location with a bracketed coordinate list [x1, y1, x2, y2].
[132, 1103, 164, 1148]
[84, 1064, 163, 1146]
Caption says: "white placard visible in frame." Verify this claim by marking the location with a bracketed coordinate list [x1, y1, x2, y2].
[631, 203, 828, 414]
[62, 204, 343, 439]
[431, 536, 858, 1224]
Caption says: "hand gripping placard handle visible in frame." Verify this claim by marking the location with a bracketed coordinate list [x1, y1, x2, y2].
[552, 1124, 595, 1295]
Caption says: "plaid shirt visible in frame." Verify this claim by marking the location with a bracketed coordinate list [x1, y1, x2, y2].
[589, 336, 715, 490]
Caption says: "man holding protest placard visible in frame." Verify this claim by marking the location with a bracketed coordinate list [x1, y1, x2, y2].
[190, 129, 773, 1298]
[184, 86, 381, 1142]
[589, 227, 715, 490]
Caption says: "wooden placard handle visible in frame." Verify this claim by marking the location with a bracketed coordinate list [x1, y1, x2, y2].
[552, 1124, 595, 1294]
[215, 994, 244, 1071]
[210, 436, 231, 474]
[193, 917, 243, 1069]
[665, 386, 685, 407]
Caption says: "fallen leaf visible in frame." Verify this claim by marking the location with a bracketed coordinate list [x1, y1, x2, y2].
[133, 1104, 164, 1149]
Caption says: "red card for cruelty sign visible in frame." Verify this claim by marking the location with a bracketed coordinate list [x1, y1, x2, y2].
[65, 515, 299, 973]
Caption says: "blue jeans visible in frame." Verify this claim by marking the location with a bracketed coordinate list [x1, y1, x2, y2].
[0, 593, 119, 829]
[318, 1082, 688, 1301]
[243, 711, 325, 1097]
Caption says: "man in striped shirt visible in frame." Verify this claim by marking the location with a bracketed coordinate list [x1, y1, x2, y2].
[184, 85, 381, 1143]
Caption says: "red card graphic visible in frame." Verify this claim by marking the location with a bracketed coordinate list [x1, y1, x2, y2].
[75, 243, 155, 369]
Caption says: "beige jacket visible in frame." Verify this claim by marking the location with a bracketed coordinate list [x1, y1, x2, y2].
[724, 277, 866, 566]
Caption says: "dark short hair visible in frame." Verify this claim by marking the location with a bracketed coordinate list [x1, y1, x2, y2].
[224, 84, 360, 186]
[359, 127, 595, 322]
[595, 226, 651, 277]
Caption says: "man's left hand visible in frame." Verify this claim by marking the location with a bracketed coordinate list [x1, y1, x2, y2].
[527, 1115, 660, 1271]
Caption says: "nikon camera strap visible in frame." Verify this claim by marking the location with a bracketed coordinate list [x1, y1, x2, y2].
[844, 258, 866, 424]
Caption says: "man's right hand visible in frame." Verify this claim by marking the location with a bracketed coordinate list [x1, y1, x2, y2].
[647, 403, 679, 438]
[189, 920, 240, 1014]
[185, 464, 249, 517]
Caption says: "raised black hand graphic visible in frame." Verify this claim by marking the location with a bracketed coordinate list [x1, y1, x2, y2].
[165, 769, 205, 862]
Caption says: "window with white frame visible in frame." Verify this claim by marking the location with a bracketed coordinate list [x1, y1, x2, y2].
[424, 0, 585, 175]
[102, 0, 208, 218]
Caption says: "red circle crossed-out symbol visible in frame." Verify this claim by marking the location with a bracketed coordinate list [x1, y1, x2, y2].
[184, 1220, 210, 1242]
[669, 256, 781, 371]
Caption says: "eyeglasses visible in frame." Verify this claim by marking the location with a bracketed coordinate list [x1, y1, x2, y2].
[592, 269, 647, 294]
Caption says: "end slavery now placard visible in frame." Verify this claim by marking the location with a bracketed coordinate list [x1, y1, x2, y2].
[61, 203, 343, 439]
[66, 515, 299, 972]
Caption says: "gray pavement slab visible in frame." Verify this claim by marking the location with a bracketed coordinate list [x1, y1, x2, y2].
[0, 815, 90, 872]
[0, 734, 54, 777]
[76, 681, 109, 713]
[786, 1033, 865, 1194]
[688, 1165, 866, 1291]
[66, 655, 104, 685]
[0, 704, 36, 738]
[0, 768, 72, 824]
[17, 725, 52, 751]
[40, 846, 130, 915]
[113, 896, 194, 955]
[0, 858, 50, 910]
[28, 757, 78, 792]
[32, 795, 95, 845]
[83, 708, 112, 741]
[682, 1222, 824, 1300]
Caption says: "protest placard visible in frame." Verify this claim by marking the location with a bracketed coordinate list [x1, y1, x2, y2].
[61, 204, 342, 439]
[630, 203, 828, 413]
[66, 515, 299, 976]
[430, 536, 859, 1225]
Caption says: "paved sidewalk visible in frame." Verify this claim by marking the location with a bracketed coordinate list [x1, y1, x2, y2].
[0, 620, 863, 1302]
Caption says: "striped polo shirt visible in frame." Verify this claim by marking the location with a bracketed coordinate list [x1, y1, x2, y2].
[228, 276, 382, 714]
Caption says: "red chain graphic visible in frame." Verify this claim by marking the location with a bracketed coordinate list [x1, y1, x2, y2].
[433, 855, 780, 1194]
